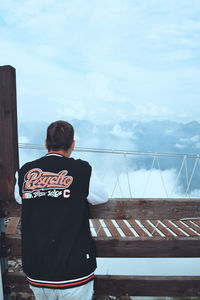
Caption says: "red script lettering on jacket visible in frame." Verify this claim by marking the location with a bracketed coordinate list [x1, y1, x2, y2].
[23, 168, 73, 192]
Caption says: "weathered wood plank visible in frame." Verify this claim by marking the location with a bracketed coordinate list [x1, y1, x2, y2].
[0, 65, 19, 207]
[104, 219, 121, 237]
[94, 236, 200, 258]
[150, 220, 173, 237]
[4, 198, 200, 219]
[2, 201, 21, 217]
[183, 220, 200, 234]
[6, 235, 200, 258]
[94, 275, 200, 297]
[91, 219, 107, 237]
[127, 220, 149, 237]
[6, 272, 200, 296]
[173, 220, 198, 236]
[139, 220, 161, 237]
[116, 220, 134, 237]
[193, 220, 200, 227]
[6, 217, 20, 235]
[162, 220, 186, 236]
[89, 198, 200, 220]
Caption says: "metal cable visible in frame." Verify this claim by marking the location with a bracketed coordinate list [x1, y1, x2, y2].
[151, 155, 168, 236]
[185, 156, 200, 197]
[19, 143, 200, 159]
[142, 155, 156, 197]
[156, 155, 169, 198]
[124, 153, 133, 198]
[169, 156, 186, 198]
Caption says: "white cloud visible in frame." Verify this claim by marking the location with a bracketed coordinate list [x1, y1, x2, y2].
[179, 136, 199, 143]
[1, 0, 200, 124]
[174, 143, 187, 149]
[165, 129, 174, 135]
[102, 168, 186, 198]
[18, 136, 29, 143]
[179, 138, 190, 142]
[191, 135, 199, 142]
[56, 100, 86, 120]
[110, 124, 134, 139]
[131, 103, 173, 120]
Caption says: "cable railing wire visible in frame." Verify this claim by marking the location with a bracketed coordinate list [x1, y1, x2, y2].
[19, 143, 200, 158]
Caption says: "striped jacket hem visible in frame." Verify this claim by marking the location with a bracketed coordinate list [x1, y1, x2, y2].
[26, 272, 94, 289]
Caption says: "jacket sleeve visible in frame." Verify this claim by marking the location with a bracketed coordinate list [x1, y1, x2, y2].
[87, 171, 108, 205]
[14, 171, 22, 205]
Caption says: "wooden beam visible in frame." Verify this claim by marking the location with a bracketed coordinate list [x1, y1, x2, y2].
[6, 235, 200, 257]
[6, 272, 200, 297]
[94, 236, 200, 258]
[6, 272, 28, 293]
[0, 65, 19, 210]
[89, 198, 200, 220]
[5, 217, 20, 235]
[94, 275, 200, 297]
[3, 198, 200, 219]
[2, 201, 21, 217]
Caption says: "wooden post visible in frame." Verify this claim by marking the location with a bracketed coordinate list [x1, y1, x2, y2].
[0, 65, 19, 300]
[0, 65, 19, 210]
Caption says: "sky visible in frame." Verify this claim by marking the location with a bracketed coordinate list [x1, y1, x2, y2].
[2, 1, 200, 279]
[0, 0, 200, 124]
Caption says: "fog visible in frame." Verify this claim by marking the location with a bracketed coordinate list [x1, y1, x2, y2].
[18, 119, 200, 194]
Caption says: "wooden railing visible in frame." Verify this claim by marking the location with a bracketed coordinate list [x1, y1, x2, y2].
[4, 198, 200, 298]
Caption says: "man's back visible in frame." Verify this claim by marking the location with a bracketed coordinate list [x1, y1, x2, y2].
[15, 120, 108, 300]
[18, 152, 96, 288]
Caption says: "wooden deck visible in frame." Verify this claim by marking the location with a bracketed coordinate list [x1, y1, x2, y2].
[6, 217, 200, 238]
[6, 215, 200, 262]
[90, 219, 200, 238]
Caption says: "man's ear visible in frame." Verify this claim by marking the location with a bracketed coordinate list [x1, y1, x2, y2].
[45, 139, 48, 149]
[71, 140, 75, 151]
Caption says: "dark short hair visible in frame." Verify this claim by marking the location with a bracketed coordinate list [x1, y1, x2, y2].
[46, 120, 74, 151]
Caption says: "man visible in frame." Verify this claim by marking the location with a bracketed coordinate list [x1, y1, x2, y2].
[15, 120, 108, 300]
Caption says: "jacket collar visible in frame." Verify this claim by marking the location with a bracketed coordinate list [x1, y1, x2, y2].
[46, 151, 65, 157]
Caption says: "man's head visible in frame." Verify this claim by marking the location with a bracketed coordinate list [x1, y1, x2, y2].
[46, 120, 75, 154]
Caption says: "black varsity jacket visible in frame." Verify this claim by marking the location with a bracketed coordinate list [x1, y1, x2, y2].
[18, 152, 96, 289]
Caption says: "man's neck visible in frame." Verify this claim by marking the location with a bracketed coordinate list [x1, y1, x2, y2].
[48, 149, 71, 158]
